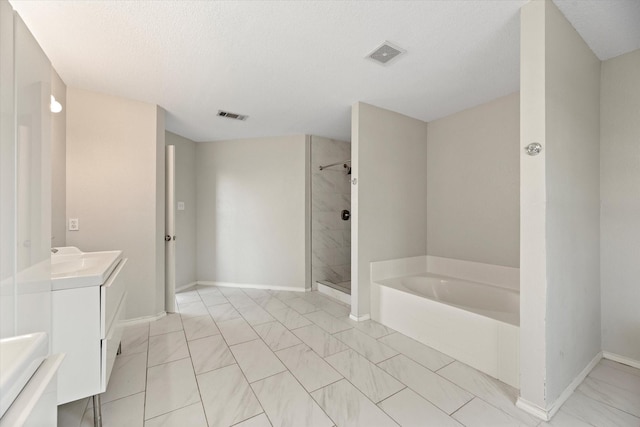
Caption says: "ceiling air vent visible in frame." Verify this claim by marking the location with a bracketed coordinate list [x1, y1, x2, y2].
[217, 110, 248, 121]
[366, 41, 406, 65]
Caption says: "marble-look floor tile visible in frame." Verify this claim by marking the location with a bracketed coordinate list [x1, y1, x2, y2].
[539, 409, 593, 427]
[313, 299, 350, 317]
[561, 390, 640, 427]
[311, 379, 399, 427]
[182, 314, 220, 341]
[147, 330, 190, 367]
[196, 285, 221, 295]
[253, 321, 302, 351]
[218, 287, 246, 297]
[304, 310, 352, 334]
[145, 358, 200, 419]
[438, 361, 539, 426]
[333, 328, 398, 363]
[452, 398, 529, 427]
[378, 355, 472, 414]
[275, 344, 342, 392]
[378, 388, 463, 427]
[252, 371, 333, 427]
[326, 349, 405, 403]
[81, 392, 145, 427]
[267, 307, 313, 330]
[292, 324, 349, 357]
[589, 362, 640, 394]
[243, 288, 272, 300]
[257, 297, 288, 312]
[120, 324, 149, 355]
[208, 303, 242, 323]
[233, 413, 272, 427]
[378, 332, 453, 371]
[149, 313, 183, 336]
[237, 304, 276, 326]
[341, 318, 395, 339]
[144, 402, 208, 427]
[269, 290, 299, 301]
[230, 339, 286, 383]
[600, 359, 640, 377]
[284, 297, 319, 314]
[101, 352, 147, 403]
[178, 300, 209, 317]
[199, 293, 228, 307]
[197, 364, 263, 427]
[175, 290, 201, 304]
[228, 294, 259, 309]
[577, 376, 640, 417]
[217, 317, 259, 345]
[188, 335, 236, 374]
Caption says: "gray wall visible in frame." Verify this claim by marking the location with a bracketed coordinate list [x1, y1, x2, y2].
[351, 102, 428, 317]
[600, 49, 640, 361]
[520, 0, 601, 409]
[166, 131, 197, 289]
[66, 87, 165, 319]
[196, 135, 308, 289]
[427, 92, 520, 268]
[311, 136, 351, 286]
[51, 69, 66, 247]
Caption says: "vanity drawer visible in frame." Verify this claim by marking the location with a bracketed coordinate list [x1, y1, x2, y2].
[100, 291, 126, 393]
[100, 258, 127, 339]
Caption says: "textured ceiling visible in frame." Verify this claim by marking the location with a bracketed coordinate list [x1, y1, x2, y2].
[9, 1, 640, 142]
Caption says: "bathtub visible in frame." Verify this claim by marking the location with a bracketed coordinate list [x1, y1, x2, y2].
[370, 256, 520, 388]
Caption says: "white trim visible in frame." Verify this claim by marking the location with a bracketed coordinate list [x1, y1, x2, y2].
[515, 398, 549, 421]
[349, 313, 370, 322]
[317, 282, 351, 305]
[121, 311, 166, 327]
[196, 281, 307, 293]
[603, 351, 640, 370]
[517, 351, 602, 421]
[175, 281, 197, 293]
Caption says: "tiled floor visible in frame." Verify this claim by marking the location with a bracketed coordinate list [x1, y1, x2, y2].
[58, 286, 640, 427]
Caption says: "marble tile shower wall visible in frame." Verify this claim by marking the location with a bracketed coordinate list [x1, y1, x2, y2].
[311, 137, 351, 285]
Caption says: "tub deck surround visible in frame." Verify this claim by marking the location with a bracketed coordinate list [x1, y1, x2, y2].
[370, 256, 520, 389]
[58, 286, 639, 427]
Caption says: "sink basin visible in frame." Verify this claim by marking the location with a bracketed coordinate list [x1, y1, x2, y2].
[51, 247, 123, 291]
[0, 332, 48, 418]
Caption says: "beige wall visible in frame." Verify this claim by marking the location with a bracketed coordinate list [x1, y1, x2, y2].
[427, 92, 520, 268]
[520, 0, 601, 411]
[196, 135, 308, 289]
[66, 87, 165, 319]
[51, 69, 66, 247]
[166, 132, 197, 289]
[600, 49, 640, 361]
[351, 102, 428, 317]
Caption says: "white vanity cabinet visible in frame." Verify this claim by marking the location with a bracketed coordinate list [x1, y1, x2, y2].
[52, 252, 127, 405]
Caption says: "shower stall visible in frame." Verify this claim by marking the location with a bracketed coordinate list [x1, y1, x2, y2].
[310, 136, 351, 298]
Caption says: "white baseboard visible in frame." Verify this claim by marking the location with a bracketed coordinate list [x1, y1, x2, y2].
[603, 351, 640, 369]
[349, 313, 370, 322]
[175, 281, 197, 293]
[197, 281, 307, 293]
[121, 311, 166, 327]
[517, 351, 602, 421]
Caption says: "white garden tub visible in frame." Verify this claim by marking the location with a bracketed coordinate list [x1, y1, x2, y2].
[370, 256, 520, 388]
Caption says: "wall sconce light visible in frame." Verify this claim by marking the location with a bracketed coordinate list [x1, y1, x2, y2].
[50, 95, 62, 113]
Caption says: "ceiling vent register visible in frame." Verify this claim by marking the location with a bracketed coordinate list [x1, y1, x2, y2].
[217, 110, 248, 121]
[367, 41, 406, 65]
